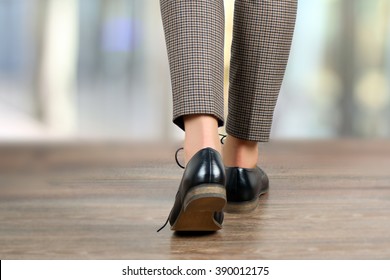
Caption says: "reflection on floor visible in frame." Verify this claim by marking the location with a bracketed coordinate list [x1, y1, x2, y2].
[1, 140, 389, 259]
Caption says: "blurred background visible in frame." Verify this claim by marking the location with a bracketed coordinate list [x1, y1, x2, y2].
[0, 0, 389, 142]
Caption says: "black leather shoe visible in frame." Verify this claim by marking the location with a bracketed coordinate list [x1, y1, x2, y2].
[160, 148, 226, 232]
[224, 166, 269, 213]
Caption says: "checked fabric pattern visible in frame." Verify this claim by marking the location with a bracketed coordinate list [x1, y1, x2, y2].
[160, 0, 297, 142]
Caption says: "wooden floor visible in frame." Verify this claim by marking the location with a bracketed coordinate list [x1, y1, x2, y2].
[0, 140, 389, 259]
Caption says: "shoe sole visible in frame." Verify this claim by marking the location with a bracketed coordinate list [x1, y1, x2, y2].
[170, 184, 226, 231]
[224, 190, 268, 214]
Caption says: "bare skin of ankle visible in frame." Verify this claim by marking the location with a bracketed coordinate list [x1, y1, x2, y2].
[223, 135, 259, 168]
[183, 115, 221, 164]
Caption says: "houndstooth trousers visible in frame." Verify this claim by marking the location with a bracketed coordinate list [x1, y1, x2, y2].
[160, 0, 297, 142]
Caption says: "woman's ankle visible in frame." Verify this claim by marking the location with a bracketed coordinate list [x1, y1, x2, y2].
[183, 114, 221, 164]
[223, 135, 259, 168]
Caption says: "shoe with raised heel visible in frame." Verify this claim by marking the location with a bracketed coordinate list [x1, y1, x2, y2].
[224, 166, 269, 213]
[158, 147, 226, 232]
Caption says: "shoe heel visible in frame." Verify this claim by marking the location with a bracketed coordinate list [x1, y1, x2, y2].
[171, 184, 226, 231]
[183, 184, 226, 211]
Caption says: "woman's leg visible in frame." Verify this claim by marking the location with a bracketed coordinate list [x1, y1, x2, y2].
[160, 0, 225, 163]
[184, 115, 221, 164]
[224, 0, 298, 167]
[159, 0, 227, 231]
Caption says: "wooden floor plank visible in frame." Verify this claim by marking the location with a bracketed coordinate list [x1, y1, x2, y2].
[0, 140, 389, 259]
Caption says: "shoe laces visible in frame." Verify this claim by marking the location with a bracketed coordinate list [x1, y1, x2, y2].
[157, 216, 170, 232]
[157, 148, 184, 232]
[219, 133, 227, 144]
[174, 147, 185, 169]
[174, 134, 226, 169]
